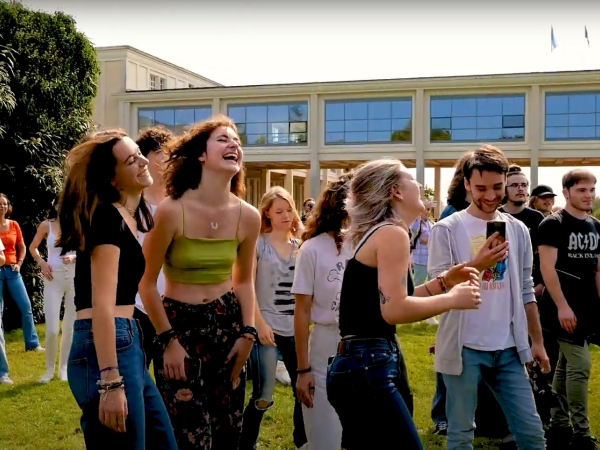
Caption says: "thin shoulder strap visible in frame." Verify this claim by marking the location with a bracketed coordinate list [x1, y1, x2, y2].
[353, 222, 394, 257]
[180, 202, 186, 237]
[235, 199, 242, 240]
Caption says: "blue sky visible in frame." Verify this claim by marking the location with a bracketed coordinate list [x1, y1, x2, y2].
[22, 0, 600, 205]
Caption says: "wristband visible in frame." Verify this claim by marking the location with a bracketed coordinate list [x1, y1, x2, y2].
[436, 275, 448, 293]
[297, 367, 312, 374]
[241, 326, 258, 341]
[154, 328, 177, 351]
[100, 366, 119, 374]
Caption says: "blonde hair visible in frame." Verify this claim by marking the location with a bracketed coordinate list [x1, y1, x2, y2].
[259, 186, 301, 239]
[347, 159, 405, 248]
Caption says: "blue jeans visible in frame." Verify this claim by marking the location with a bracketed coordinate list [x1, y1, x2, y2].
[443, 347, 545, 450]
[327, 338, 422, 450]
[0, 266, 40, 376]
[68, 318, 177, 450]
[431, 371, 447, 425]
[240, 334, 307, 450]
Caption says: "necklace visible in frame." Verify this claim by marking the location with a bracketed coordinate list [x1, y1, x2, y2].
[209, 211, 219, 230]
[119, 203, 136, 216]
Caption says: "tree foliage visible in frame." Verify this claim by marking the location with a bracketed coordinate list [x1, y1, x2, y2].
[0, 2, 99, 329]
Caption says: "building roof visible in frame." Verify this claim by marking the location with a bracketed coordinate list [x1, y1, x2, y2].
[120, 68, 600, 93]
[95, 45, 222, 87]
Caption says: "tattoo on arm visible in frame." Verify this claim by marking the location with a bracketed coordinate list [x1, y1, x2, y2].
[379, 288, 391, 305]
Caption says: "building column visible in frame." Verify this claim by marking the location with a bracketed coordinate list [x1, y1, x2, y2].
[434, 166, 442, 218]
[415, 88, 426, 186]
[284, 169, 294, 197]
[212, 98, 221, 116]
[119, 101, 132, 136]
[260, 169, 271, 197]
[320, 169, 328, 192]
[309, 93, 321, 200]
[529, 85, 541, 188]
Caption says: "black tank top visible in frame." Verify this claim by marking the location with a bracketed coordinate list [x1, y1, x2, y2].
[338, 223, 415, 340]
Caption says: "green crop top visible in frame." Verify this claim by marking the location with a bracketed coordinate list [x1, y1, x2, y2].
[163, 201, 241, 284]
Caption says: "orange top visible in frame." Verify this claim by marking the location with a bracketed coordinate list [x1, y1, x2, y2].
[0, 220, 23, 265]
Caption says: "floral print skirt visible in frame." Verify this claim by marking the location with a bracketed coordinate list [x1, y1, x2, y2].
[154, 292, 245, 450]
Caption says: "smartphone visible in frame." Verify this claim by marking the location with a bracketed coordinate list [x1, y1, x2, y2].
[184, 357, 202, 378]
[486, 221, 506, 246]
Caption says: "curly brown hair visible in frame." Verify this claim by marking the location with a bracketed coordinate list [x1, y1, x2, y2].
[300, 172, 353, 255]
[136, 126, 174, 157]
[163, 115, 245, 199]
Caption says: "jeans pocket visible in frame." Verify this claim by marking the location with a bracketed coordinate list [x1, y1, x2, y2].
[115, 330, 134, 353]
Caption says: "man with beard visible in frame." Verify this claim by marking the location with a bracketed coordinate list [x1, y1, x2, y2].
[428, 145, 549, 450]
[539, 169, 600, 450]
[499, 167, 545, 298]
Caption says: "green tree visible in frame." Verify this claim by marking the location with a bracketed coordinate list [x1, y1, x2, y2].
[0, 2, 99, 329]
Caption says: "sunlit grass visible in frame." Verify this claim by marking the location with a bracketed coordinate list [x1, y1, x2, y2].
[2, 323, 600, 449]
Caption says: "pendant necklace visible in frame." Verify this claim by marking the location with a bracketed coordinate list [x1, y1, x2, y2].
[119, 203, 136, 216]
[209, 211, 219, 230]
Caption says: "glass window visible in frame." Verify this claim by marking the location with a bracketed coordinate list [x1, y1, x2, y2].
[545, 92, 600, 140]
[155, 109, 174, 127]
[430, 94, 525, 142]
[138, 106, 212, 134]
[325, 98, 412, 144]
[227, 102, 308, 146]
[175, 109, 194, 126]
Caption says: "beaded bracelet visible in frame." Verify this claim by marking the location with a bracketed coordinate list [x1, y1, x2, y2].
[97, 376, 124, 389]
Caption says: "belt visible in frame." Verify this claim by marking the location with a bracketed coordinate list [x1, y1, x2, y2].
[337, 337, 396, 356]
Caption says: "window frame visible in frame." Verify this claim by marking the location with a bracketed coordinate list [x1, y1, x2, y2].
[429, 93, 526, 143]
[544, 91, 600, 141]
[137, 105, 213, 133]
[227, 101, 309, 147]
[324, 97, 413, 145]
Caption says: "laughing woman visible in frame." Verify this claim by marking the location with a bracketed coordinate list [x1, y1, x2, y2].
[139, 115, 260, 450]
[58, 131, 177, 449]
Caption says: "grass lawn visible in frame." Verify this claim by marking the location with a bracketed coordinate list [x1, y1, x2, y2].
[2, 323, 600, 450]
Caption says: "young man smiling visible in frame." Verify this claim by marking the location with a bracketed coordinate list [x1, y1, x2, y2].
[428, 145, 549, 450]
[539, 169, 600, 450]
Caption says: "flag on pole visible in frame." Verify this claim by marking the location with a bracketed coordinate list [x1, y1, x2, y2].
[551, 26, 558, 51]
[585, 26, 590, 46]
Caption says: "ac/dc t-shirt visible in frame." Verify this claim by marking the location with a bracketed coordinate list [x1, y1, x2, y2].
[538, 209, 600, 341]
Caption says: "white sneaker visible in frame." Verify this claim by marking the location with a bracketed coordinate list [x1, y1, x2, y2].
[39, 370, 54, 383]
[275, 361, 291, 386]
[28, 346, 45, 352]
[0, 375, 13, 385]
[58, 368, 68, 381]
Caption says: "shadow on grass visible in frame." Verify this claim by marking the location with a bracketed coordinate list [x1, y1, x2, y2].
[0, 380, 48, 400]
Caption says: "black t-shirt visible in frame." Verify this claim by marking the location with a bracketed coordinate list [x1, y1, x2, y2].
[499, 206, 545, 284]
[74, 203, 145, 312]
[537, 209, 600, 341]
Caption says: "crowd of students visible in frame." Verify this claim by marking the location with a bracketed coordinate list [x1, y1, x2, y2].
[0, 114, 599, 450]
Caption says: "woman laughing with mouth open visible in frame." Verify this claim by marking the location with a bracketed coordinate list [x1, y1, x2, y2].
[139, 115, 261, 450]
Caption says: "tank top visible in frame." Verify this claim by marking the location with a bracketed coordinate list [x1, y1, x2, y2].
[163, 201, 242, 285]
[338, 222, 415, 340]
[47, 221, 75, 268]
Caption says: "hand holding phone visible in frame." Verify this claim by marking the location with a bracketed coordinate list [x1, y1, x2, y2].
[486, 221, 506, 247]
[471, 222, 509, 271]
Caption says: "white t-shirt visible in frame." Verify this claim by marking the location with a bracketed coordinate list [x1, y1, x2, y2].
[291, 233, 352, 326]
[461, 212, 515, 351]
[135, 204, 165, 314]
